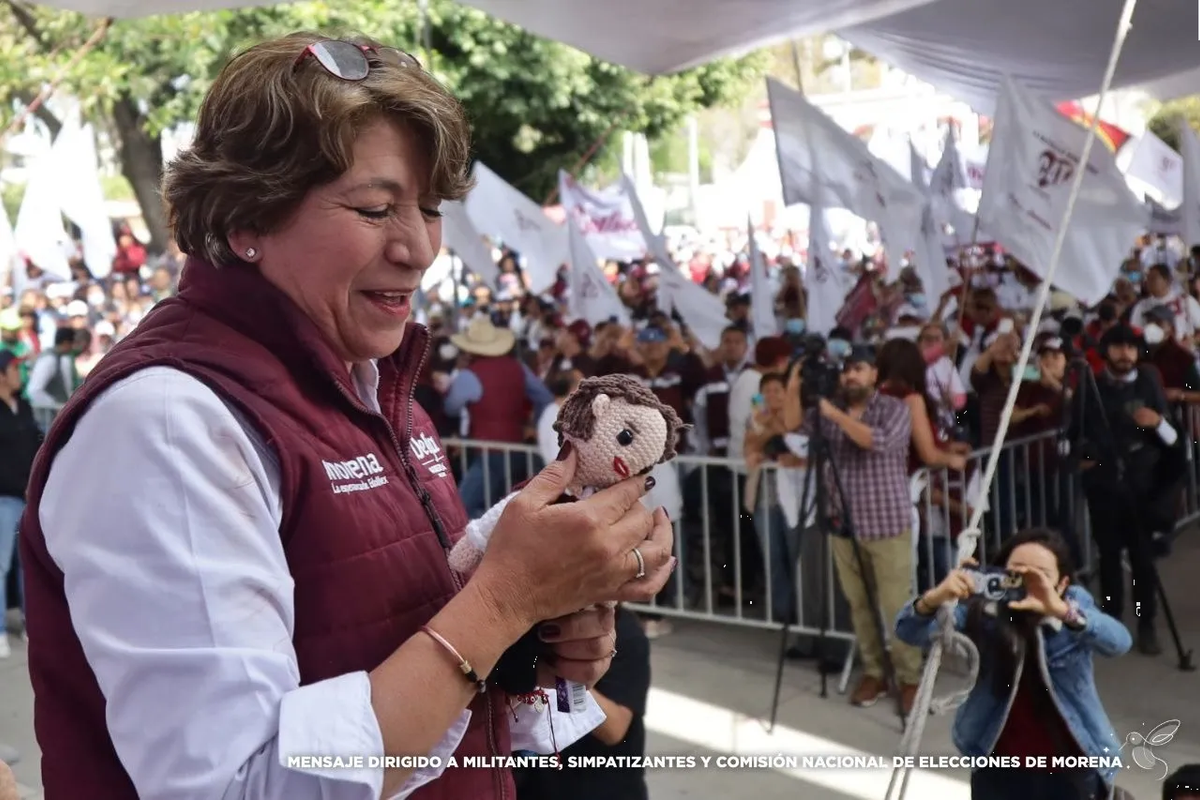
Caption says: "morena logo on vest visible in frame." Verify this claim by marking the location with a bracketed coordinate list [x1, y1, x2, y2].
[323, 453, 390, 494]
[410, 431, 448, 478]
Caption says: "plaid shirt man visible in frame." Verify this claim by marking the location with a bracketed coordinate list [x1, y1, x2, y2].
[802, 391, 911, 541]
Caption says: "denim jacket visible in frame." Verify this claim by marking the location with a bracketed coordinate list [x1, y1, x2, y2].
[895, 585, 1132, 785]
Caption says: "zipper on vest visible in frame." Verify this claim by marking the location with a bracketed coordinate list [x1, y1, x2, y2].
[332, 336, 506, 795]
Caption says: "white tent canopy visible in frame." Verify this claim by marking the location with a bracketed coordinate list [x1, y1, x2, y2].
[36, 0, 1194, 113]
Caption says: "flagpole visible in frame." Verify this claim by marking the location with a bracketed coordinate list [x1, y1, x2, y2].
[542, 112, 632, 206]
[0, 18, 113, 143]
[886, 1, 1142, 798]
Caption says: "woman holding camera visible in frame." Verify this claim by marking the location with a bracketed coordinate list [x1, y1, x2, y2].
[895, 528, 1131, 800]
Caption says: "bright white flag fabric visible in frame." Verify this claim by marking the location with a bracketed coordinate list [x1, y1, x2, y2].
[657, 266, 728, 350]
[806, 195, 844, 337]
[463, 162, 566, 294]
[567, 216, 630, 327]
[52, 117, 117, 279]
[620, 173, 728, 349]
[928, 128, 977, 243]
[766, 76, 924, 280]
[1124, 130, 1183, 207]
[1179, 121, 1200, 249]
[747, 217, 778, 339]
[1146, 197, 1181, 237]
[441, 200, 499, 287]
[977, 77, 1147, 306]
[908, 143, 950, 300]
[13, 147, 73, 285]
[557, 170, 646, 262]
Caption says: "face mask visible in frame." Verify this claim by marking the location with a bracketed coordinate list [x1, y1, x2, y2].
[1143, 323, 1165, 346]
[828, 339, 852, 359]
[908, 293, 927, 307]
[1014, 364, 1040, 381]
[785, 318, 805, 334]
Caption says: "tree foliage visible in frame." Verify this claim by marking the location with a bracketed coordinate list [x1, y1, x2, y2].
[1147, 96, 1200, 152]
[0, 0, 766, 248]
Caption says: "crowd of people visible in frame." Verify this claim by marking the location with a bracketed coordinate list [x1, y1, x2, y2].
[1, 34, 1199, 800]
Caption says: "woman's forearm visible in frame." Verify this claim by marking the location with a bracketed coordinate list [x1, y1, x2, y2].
[370, 579, 530, 796]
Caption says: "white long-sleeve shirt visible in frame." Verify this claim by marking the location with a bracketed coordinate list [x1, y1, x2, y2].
[40, 363, 597, 800]
[726, 369, 763, 475]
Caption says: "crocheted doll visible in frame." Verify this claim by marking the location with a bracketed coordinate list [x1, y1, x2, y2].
[447, 375, 687, 717]
[449, 374, 687, 572]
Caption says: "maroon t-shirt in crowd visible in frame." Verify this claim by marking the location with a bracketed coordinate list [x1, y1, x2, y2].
[970, 367, 1013, 445]
[1013, 380, 1065, 471]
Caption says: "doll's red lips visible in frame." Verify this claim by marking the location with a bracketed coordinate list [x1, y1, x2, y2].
[613, 456, 630, 478]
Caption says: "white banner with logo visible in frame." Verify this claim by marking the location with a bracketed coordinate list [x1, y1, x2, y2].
[806, 193, 845, 337]
[909, 143, 951, 300]
[1124, 130, 1183, 207]
[557, 170, 646, 262]
[463, 162, 567, 294]
[567, 216, 630, 327]
[977, 77, 1146, 306]
[766, 77, 924, 280]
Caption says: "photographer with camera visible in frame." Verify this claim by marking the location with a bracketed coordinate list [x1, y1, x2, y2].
[895, 528, 1132, 800]
[1071, 323, 1182, 656]
[783, 345, 922, 712]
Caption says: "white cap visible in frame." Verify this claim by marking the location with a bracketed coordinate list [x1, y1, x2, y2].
[94, 320, 116, 337]
[65, 300, 89, 318]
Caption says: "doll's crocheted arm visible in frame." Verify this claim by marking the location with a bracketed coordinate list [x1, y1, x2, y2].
[447, 490, 519, 574]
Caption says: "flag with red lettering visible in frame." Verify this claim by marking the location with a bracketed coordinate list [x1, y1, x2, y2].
[978, 78, 1146, 305]
[557, 170, 646, 262]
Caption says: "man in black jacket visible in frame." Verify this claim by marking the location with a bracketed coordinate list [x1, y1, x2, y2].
[0, 349, 40, 659]
[1072, 324, 1180, 656]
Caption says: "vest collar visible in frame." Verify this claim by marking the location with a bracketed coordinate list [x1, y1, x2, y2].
[174, 257, 429, 414]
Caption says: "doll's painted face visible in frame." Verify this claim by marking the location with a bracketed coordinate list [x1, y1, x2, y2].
[570, 394, 669, 488]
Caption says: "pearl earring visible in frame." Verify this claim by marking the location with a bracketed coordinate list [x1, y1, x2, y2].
[244, 247, 257, 259]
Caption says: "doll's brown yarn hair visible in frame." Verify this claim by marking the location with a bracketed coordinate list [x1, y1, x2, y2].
[553, 375, 689, 463]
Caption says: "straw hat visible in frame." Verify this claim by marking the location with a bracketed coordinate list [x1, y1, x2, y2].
[450, 316, 516, 357]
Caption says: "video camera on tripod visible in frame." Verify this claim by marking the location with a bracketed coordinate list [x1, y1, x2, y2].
[788, 333, 846, 409]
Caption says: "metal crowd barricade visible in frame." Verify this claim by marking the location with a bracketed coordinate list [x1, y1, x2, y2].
[445, 419, 1200, 639]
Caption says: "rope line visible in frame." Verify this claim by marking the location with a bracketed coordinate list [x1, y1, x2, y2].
[882, 1, 1141, 797]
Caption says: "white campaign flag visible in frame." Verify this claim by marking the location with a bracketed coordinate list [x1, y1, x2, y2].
[1125, 131, 1183, 207]
[52, 117, 116, 279]
[621, 173, 728, 349]
[13, 147, 72, 285]
[567, 217, 630, 327]
[463, 162, 566, 293]
[964, 153, 987, 191]
[1147, 197, 1181, 237]
[658, 265, 728, 351]
[928, 128, 977, 243]
[441, 200, 499, 286]
[1179, 121, 1200, 248]
[909, 144, 951, 300]
[558, 171, 646, 262]
[747, 217, 777, 339]
[766, 76, 924, 279]
[977, 77, 1147, 306]
[806, 195, 844, 336]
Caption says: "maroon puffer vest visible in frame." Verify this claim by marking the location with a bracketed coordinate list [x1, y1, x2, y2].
[465, 356, 528, 443]
[19, 258, 514, 799]
[700, 364, 733, 455]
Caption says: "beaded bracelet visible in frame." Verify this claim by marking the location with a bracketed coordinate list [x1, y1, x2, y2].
[421, 625, 487, 694]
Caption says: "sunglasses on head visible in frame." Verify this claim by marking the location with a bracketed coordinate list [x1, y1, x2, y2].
[294, 39, 421, 81]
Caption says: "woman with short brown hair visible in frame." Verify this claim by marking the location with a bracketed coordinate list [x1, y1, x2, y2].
[21, 33, 674, 800]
